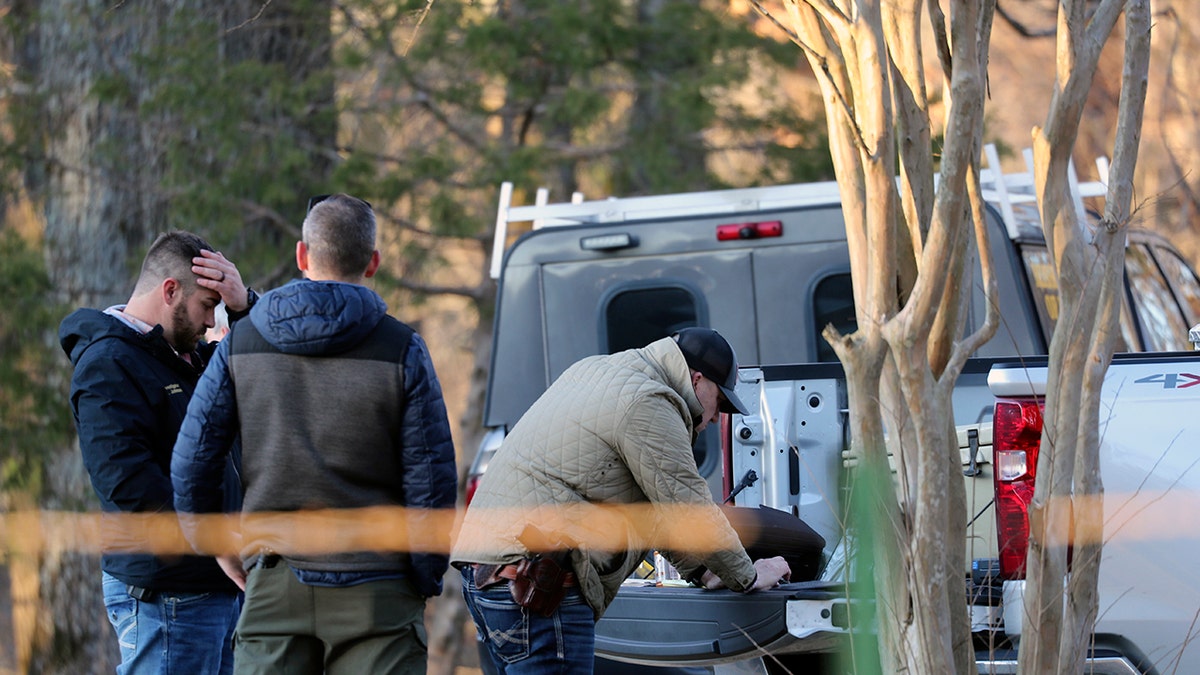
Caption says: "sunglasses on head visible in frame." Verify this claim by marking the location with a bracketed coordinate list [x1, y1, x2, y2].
[307, 194, 373, 214]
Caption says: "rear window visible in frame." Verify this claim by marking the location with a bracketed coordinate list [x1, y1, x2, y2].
[604, 286, 699, 354]
[812, 274, 856, 362]
[1126, 243, 1190, 351]
[1021, 241, 1196, 352]
[1153, 246, 1200, 327]
[601, 285, 717, 478]
[1019, 248, 1059, 346]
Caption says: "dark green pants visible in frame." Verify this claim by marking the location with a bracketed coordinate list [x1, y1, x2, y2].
[234, 562, 427, 675]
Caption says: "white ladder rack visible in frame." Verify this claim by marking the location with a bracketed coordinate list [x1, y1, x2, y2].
[490, 144, 1110, 279]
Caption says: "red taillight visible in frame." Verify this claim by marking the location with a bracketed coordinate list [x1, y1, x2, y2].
[716, 221, 782, 241]
[993, 398, 1043, 579]
[465, 475, 482, 506]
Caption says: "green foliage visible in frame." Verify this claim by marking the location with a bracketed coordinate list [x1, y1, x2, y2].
[837, 458, 890, 675]
[8, 0, 834, 300]
[70, 4, 341, 285]
[329, 0, 833, 293]
[0, 230, 72, 496]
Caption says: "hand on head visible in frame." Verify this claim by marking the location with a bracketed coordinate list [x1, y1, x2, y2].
[192, 249, 251, 312]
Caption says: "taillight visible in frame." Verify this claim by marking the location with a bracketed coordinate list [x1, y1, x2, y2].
[993, 397, 1043, 579]
[465, 474, 482, 506]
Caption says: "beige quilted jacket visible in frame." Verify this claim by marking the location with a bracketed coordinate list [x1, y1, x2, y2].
[451, 337, 756, 618]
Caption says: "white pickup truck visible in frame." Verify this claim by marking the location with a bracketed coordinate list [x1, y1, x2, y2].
[979, 352, 1200, 674]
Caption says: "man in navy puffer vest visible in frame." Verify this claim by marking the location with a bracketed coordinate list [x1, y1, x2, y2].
[172, 194, 457, 674]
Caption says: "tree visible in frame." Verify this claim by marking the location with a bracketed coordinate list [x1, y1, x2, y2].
[996, 1, 1200, 267]
[756, 0, 1150, 672]
[8, 2, 189, 668]
[1020, 2, 1149, 672]
[5, 2, 332, 671]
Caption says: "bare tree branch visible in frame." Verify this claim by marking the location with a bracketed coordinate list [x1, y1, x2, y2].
[224, 1, 273, 35]
[238, 198, 300, 240]
[995, 1, 1056, 38]
[400, 0, 435, 57]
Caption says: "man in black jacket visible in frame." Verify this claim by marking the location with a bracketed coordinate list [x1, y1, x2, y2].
[60, 231, 256, 674]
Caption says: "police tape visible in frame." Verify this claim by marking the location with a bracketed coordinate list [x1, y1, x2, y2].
[0, 491, 1174, 558]
[0, 503, 762, 556]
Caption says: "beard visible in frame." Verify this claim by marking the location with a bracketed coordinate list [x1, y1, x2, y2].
[168, 300, 204, 354]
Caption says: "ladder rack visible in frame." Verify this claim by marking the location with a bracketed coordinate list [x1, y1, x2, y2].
[490, 144, 1110, 279]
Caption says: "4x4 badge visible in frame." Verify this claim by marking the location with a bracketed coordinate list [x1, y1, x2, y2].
[1134, 373, 1200, 389]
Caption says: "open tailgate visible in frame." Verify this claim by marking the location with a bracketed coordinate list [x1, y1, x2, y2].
[595, 581, 851, 665]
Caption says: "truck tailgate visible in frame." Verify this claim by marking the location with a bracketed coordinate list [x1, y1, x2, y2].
[595, 581, 851, 665]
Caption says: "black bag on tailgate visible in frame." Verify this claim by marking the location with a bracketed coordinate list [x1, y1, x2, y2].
[721, 504, 826, 582]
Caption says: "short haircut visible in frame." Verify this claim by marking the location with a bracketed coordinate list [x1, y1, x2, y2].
[133, 231, 214, 295]
[302, 194, 376, 278]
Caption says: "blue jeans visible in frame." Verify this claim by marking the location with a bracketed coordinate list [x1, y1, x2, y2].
[102, 572, 240, 675]
[461, 566, 595, 675]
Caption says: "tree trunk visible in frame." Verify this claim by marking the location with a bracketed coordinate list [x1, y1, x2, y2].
[785, 2, 995, 672]
[620, 0, 710, 193]
[1020, 2, 1150, 672]
[13, 2, 335, 671]
[15, 2, 176, 670]
[30, 1, 174, 309]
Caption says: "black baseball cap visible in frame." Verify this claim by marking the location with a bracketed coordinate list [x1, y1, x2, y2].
[672, 327, 749, 415]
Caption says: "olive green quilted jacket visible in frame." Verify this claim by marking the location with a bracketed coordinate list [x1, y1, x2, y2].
[451, 337, 756, 617]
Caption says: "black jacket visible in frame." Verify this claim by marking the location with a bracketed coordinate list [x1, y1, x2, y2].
[60, 308, 240, 592]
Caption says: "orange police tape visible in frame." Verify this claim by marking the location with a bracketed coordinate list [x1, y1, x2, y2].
[3, 492, 1193, 557]
[0, 503, 768, 557]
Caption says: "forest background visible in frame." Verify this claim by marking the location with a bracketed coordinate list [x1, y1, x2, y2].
[0, 0, 1197, 673]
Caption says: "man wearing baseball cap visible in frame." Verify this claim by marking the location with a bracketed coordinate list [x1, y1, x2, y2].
[672, 326, 750, 417]
[452, 326, 790, 674]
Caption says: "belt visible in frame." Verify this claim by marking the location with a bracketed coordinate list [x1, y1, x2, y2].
[126, 585, 157, 602]
[472, 562, 577, 589]
[250, 553, 282, 571]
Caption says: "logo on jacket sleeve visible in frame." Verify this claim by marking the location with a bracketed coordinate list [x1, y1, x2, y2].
[164, 383, 184, 396]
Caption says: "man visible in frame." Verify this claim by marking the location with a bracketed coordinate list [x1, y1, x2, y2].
[172, 193, 457, 674]
[452, 327, 791, 674]
[60, 231, 256, 674]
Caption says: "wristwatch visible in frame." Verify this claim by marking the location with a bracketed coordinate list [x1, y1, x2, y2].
[226, 287, 259, 322]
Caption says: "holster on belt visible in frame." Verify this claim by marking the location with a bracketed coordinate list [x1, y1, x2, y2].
[473, 523, 577, 617]
[509, 555, 571, 617]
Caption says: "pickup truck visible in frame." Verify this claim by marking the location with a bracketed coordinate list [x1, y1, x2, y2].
[977, 351, 1200, 674]
[469, 149, 1200, 672]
